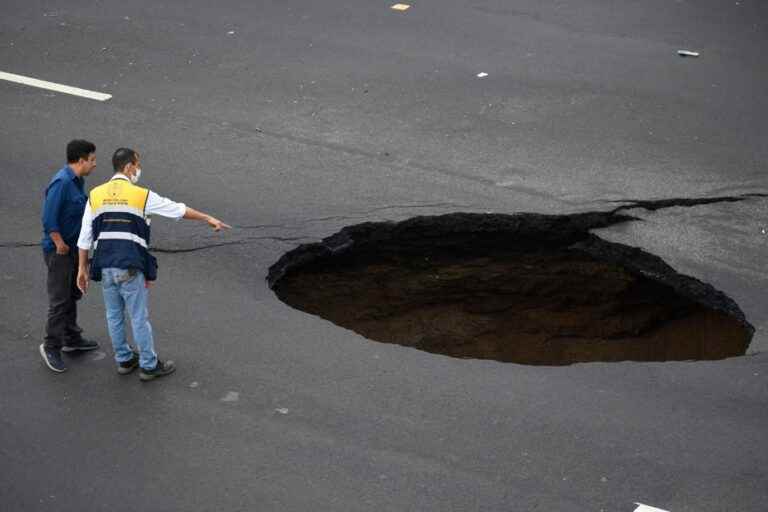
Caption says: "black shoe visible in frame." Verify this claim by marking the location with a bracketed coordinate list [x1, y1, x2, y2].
[139, 360, 176, 382]
[117, 353, 140, 375]
[39, 344, 67, 373]
[62, 337, 99, 353]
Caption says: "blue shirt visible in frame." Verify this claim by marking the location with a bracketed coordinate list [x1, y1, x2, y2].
[41, 166, 87, 253]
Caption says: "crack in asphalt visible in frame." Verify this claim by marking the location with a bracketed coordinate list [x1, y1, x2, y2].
[124, 103, 512, 192]
[292, 203, 471, 226]
[1, 194, 765, 252]
[608, 193, 768, 214]
[0, 236, 311, 253]
[215, 120, 513, 190]
[0, 242, 39, 248]
[151, 236, 312, 254]
[120, 103, 764, 211]
[233, 203, 467, 230]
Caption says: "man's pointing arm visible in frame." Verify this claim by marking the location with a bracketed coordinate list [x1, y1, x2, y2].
[146, 191, 231, 231]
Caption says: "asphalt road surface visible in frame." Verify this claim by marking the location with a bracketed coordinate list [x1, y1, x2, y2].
[1, 1, 766, 511]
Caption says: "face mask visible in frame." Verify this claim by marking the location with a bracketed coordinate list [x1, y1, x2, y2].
[130, 168, 142, 184]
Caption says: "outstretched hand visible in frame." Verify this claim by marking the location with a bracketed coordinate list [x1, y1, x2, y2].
[207, 217, 232, 231]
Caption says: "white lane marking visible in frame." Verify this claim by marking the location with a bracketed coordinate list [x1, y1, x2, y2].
[634, 503, 670, 512]
[0, 71, 112, 101]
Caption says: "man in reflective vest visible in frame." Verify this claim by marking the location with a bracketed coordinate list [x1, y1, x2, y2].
[76, 148, 231, 381]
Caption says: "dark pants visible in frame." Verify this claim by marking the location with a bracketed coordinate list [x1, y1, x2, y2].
[44, 250, 83, 350]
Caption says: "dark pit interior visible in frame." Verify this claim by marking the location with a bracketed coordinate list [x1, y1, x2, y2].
[269, 213, 753, 365]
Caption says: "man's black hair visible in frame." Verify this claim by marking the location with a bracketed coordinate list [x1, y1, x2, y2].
[112, 148, 139, 173]
[66, 139, 96, 163]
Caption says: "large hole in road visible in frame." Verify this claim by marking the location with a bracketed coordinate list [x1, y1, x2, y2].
[268, 213, 753, 365]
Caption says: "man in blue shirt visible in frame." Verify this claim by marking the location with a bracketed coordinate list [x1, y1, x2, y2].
[40, 140, 100, 372]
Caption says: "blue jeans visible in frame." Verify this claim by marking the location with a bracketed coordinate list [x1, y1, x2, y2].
[101, 268, 157, 370]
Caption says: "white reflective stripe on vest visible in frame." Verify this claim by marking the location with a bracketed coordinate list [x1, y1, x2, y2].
[95, 231, 148, 248]
[92, 204, 147, 220]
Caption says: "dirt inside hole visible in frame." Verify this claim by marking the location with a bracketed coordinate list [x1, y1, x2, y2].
[269, 213, 753, 365]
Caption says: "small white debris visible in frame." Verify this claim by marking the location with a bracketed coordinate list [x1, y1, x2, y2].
[600, 476, 608, 483]
[221, 391, 240, 402]
[227, 30, 235, 35]
[677, 50, 700, 57]
[391, 3, 411, 10]
[123, 16, 131, 21]
[760, 228, 766, 234]
[189, 381, 199, 388]
[275, 408, 289, 415]
[477, 72, 489, 78]
[91, 351, 107, 361]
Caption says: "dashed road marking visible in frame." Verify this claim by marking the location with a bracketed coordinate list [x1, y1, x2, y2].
[0, 71, 112, 101]
[634, 503, 670, 512]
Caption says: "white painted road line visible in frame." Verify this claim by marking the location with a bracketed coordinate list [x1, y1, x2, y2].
[0, 71, 112, 101]
[634, 502, 670, 512]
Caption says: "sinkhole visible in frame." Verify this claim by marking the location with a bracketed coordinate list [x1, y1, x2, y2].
[267, 213, 753, 365]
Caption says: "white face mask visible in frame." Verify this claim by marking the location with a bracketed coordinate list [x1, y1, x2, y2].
[130, 168, 142, 184]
